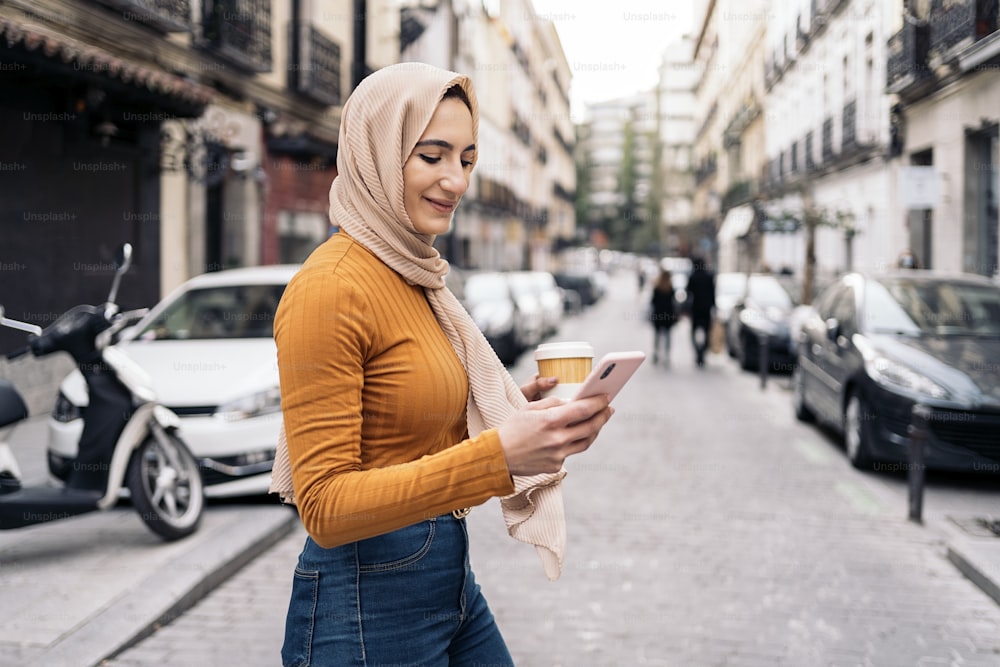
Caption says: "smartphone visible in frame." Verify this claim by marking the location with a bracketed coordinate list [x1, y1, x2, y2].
[572, 351, 646, 402]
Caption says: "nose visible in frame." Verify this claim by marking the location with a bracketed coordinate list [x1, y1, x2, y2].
[439, 158, 469, 196]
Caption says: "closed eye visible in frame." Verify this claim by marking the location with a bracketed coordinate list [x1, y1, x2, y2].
[419, 154, 441, 164]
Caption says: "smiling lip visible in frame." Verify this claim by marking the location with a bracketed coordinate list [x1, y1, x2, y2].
[425, 197, 457, 213]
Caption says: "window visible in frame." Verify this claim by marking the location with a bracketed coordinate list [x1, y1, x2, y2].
[278, 211, 328, 264]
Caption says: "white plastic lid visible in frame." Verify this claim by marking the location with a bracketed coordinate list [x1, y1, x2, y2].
[534, 341, 595, 360]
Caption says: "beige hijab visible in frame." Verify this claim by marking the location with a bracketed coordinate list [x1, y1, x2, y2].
[269, 62, 567, 580]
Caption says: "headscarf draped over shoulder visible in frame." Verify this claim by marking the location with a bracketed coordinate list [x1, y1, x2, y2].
[271, 62, 568, 580]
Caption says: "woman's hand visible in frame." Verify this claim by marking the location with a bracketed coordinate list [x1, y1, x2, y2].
[497, 395, 614, 476]
[520, 374, 558, 402]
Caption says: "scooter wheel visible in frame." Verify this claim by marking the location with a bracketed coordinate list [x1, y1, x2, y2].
[126, 430, 204, 541]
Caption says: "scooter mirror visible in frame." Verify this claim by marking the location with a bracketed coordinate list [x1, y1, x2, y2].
[107, 243, 133, 305]
[114, 243, 133, 273]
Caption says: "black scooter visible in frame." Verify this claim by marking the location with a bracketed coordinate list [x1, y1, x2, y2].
[0, 243, 204, 540]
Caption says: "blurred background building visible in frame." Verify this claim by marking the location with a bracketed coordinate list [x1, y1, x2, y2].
[886, 0, 999, 278]
[0, 0, 400, 351]
[2, 0, 998, 346]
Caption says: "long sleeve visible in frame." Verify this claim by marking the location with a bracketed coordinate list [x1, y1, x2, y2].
[275, 236, 515, 548]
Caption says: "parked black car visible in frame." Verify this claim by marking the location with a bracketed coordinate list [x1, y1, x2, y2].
[725, 273, 797, 371]
[553, 270, 601, 308]
[793, 271, 1000, 471]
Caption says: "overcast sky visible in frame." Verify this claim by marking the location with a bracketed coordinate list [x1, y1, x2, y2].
[531, 1, 697, 120]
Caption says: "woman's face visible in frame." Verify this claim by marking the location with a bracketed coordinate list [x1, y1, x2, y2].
[403, 97, 475, 235]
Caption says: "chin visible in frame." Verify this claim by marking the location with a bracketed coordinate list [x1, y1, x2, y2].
[413, 217, 454, 236]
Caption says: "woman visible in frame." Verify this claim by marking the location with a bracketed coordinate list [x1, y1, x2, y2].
[271, 63, 614, 666]
[649, 268, 676, 366]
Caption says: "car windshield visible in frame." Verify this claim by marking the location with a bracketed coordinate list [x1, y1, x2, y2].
[464, 275, 509, 303]
[137, 284, 286, 340]
[747, 277, 793, 308]
[864, 278, 1000, 336]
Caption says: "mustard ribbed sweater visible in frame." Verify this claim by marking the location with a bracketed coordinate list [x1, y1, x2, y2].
[275, 232, 516, 548]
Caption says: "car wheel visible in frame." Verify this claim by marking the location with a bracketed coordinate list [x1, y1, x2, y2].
[792, 363, 815, 422]
[844, 390, 874, 469]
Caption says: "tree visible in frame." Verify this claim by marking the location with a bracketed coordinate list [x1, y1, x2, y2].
[615, 117, 639, 251]
[574, 147, 591, 242]
[773, 202, 856, 304]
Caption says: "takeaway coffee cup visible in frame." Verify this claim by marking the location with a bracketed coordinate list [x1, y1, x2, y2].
[535, 341, 595, 400]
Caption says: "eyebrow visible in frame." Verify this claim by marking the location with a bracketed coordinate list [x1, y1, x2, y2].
[415, 139, 477, 152]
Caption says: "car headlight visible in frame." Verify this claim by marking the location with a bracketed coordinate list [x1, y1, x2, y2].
[214, 387, 282, 421]
[866, 356, 950, 400]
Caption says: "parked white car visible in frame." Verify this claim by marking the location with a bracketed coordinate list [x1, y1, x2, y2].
[509, 270, 563, 337]
[503, 271, 546, 351]
[47, 265, 299, 498]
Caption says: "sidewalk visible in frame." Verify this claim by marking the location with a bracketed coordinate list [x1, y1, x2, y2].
[0, 412, 298, 667]
[0, 497, 297, 667]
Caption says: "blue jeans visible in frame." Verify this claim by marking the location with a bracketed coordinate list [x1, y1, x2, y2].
[282, 513, 514, 667]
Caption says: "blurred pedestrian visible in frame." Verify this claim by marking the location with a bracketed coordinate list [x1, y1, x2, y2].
[897, 248, 921, 269]
[649, 268, 676, 366]
[687, 255, 716, 368]
[269, 62, 614, 667]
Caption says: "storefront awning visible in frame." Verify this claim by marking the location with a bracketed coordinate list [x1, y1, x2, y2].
[0, 16, 214, 116]
[717, 204, 755, 242]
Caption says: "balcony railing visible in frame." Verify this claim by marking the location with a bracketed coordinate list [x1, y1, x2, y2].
[929, 0, 998, 58]
[202, 0, 272, 72]
[96, 0, 191, 31]
[822, 117, 834, 162]
[887, 20, 931, 92]
[292, 23, 341, 106]
[694, 155, 717, 185]
[842, 100, 856, 149]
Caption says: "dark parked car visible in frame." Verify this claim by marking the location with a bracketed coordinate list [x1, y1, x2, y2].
[793, 271, 1000, 471]
[553, 270, 601, 308]
[725, 273, 797, 371]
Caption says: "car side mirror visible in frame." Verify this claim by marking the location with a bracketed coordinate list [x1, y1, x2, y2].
[825, 318, 840, 341]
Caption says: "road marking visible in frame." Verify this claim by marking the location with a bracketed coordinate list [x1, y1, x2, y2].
[835, 480, 883, 515]
[793, 438, 832, 465]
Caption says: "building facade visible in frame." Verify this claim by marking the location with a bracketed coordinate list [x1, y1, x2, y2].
[762, 0, 897, 287]
[886, 0, 999, 277]
[1, 0, 400, 351]
[656, 35, 697, 258]
[690, 0, 771, 267]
